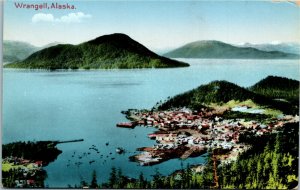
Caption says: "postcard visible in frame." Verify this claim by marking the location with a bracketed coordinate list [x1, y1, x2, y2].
[2, 0, 299, 189]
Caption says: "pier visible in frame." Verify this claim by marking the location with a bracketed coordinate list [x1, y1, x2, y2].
[180, 147, 199, 160]
[57, 139, 84, 144]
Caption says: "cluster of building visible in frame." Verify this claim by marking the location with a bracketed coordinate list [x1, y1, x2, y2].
[2, 157, 44, 188]
[121, 107, 299, 166]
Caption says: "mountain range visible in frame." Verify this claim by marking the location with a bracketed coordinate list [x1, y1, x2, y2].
[3, 41, 61, 64]
[4, 36, 299, 68]
[4, 33, 188, 69]
[164, 40, 299, 59]
[237, 42, 300, 55]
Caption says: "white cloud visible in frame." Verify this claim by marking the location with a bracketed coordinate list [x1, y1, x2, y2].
[56, 12, 92, 23]
[32, 13, 54, 23]
[32, 12, 91, 23]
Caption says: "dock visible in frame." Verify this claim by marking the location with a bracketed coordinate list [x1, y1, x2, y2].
[56, 139, 84, 144]
[180, 148, 195, 160]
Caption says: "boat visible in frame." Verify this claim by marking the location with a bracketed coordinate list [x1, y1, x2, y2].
[116, 147, 125, 154]
[116, 122, 135, 128]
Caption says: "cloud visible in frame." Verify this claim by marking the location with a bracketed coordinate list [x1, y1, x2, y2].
[32, 12, 92, 23]
[32, 13, 54, 23]
[57, 12, 92, 23]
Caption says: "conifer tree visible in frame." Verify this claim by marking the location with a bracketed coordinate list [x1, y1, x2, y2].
[108, 167, 117, 188]
[90, 170, 98, 188]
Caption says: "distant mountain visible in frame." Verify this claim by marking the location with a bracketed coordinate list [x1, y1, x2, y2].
[157, 78, 297, 114]
[250, 76, 299, 104]
[5, 33, 189, 69]
[3, 41, 39, 63]
[238, 42, 300, 55]
[163, 40, 299, 59]
[3, 41, 61, 64]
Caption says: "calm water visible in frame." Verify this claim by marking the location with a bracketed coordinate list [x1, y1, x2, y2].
[3, 59, 299, 187]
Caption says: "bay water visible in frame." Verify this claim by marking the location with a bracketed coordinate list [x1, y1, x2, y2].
[3, 59, 299, 187]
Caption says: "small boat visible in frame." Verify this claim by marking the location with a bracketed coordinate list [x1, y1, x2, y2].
[116, 122, 135, 128]
[89, 160, 95, 164]
[116, 147, 125, 154]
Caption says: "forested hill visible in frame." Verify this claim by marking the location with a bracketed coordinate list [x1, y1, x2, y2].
[250, 76, 299, 104]
[163, 40, 299, 59]
[157, 78, 297, 114]
[157, 81, 267, 110]
[4, 33, 189, 70]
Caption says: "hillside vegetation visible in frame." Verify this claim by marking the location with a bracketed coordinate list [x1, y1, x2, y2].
[157, 77, 298, 114]
[250, 76, 299, 104]
[4, 33, 189, 70]
[219, 122, 298, 189]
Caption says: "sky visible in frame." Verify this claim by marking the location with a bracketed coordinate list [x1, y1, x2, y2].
[4, 0, 300, 51]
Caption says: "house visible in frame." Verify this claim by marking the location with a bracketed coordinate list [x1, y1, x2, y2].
[35, 161, 43, 167]
[27, 179, 35, 186]
[256, 130, 264, 136]
[20, 159, 30, 165]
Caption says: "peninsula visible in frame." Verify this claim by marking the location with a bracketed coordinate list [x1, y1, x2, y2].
[116, 76, 299, 189]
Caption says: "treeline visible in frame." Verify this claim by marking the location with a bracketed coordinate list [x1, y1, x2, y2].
[75, 159, 215, 189]
[2, 141, 62, 164]
[219, 122, 298, 189]
[250, 75, 299, 104]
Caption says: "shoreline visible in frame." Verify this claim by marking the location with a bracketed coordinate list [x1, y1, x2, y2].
[117, 107, 298, 167]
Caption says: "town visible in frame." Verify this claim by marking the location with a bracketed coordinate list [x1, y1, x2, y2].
[117, 107, 299, 166]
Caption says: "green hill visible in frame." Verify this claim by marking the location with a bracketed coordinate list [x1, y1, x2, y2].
[158, 80, 267, 109]
[164, 40, 299, 59]
[4, 33, 189, 70]
[250, 76, 299, 104]
[157, 79, 297, 114]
